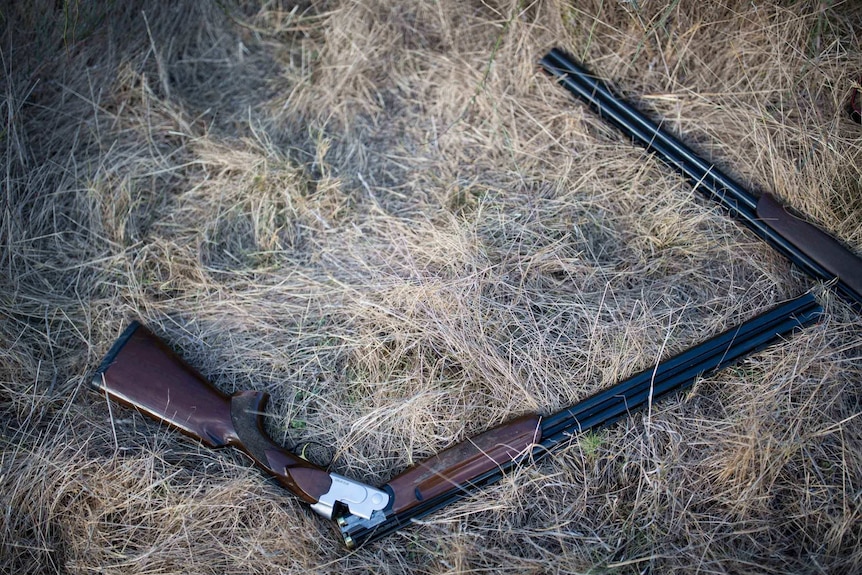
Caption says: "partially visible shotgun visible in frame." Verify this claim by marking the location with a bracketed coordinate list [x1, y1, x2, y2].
[92, 296, 820, 547]
[539, 48, 862, 309]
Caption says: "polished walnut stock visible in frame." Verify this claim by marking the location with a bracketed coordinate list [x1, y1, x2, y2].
[91, 322, 332, 505]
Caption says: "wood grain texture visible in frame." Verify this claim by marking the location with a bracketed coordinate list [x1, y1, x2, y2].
[386, 415, 542, 514]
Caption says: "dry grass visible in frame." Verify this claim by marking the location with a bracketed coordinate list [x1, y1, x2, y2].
[2, 0, 861, 573]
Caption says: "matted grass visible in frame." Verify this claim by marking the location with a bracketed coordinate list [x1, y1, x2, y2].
[2, 1, 861, 573]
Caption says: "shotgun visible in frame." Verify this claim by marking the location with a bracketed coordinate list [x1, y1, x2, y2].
[539, 48, 862, 309]
[92, 294, 822, 547]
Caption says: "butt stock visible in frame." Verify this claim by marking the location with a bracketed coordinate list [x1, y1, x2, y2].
[91, 322, 333, 505]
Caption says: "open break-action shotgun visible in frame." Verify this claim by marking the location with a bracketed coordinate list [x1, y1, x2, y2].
[90, 49, 851, 546]
[93, 294, 821, 547]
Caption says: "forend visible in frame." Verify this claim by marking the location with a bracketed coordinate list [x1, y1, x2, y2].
[756, 193, 862, 299]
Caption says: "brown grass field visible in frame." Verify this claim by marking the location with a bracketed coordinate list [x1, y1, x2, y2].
[2, 1, 862, 573]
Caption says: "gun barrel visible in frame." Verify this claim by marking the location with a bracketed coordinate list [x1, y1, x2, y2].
[338, 294, 822, 547]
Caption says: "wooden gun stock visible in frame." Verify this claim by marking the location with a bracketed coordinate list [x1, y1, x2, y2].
[91, 322, 332, 505]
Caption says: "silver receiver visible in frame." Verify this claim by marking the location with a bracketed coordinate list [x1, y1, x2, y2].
[310, 473, 389, 520]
